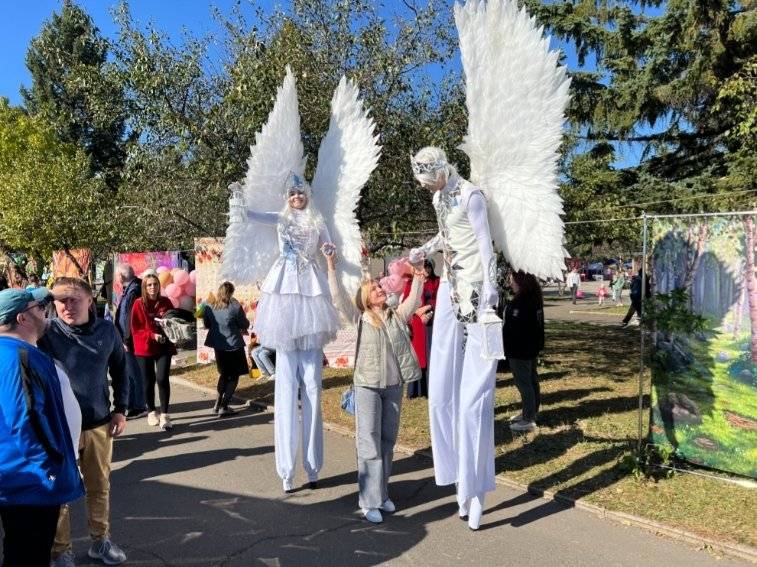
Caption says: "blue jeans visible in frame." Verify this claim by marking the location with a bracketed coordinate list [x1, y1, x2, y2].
[125, 351, 146, 410]
[251, 346, 276, 376]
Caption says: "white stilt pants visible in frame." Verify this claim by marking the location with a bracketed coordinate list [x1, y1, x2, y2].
[274, 348, 324, 482]
[428, 281, 497, 505]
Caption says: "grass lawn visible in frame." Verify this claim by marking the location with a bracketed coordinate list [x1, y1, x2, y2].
[174, 321, 757, 549]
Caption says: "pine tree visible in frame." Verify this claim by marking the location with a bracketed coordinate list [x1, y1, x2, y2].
[22, 0, 126, 189]
[524, 0, 756, 245]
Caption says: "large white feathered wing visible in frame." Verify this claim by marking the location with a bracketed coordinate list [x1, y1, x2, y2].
[455, 0, 571, 280]
[312, 76, 381, 298]
[221, 67, 305, 284]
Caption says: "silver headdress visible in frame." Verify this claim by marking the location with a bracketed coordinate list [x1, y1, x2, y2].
[283, 170, 312, 197]
[410, 155, 447, 176]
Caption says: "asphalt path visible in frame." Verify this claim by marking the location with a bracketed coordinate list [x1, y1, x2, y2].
[55, 382, 747, 567]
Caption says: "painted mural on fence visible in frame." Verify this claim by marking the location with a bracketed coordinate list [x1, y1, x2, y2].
[194, 237, 356, 368]
[650, 214, 757, 478]
[52, 248, 92, 278]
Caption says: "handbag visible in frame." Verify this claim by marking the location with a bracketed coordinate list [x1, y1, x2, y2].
[341, 318, 363, 416]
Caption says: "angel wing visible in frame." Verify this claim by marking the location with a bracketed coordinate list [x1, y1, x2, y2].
[221, 66, 305, 284]
[455, 0, 571, 280]
[311, 76, 381, 298]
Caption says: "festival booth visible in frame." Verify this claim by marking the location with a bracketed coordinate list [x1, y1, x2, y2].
[194, 237, 357, 369]
[643, 212, 757, 479]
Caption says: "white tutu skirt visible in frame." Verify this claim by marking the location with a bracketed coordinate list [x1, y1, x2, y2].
[254, 292, 340, 352]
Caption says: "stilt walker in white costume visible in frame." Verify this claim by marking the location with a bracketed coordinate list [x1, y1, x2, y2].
[221, 67, 380, 493]
[409, 0, 571, 530]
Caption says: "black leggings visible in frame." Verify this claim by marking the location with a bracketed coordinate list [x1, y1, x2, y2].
[137, 353, 172, 413]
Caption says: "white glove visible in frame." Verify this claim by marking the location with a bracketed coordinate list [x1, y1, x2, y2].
[482, 282, 499, 308]
[408, 248, 425, 264]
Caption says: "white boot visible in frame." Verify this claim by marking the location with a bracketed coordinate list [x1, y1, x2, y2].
[468, 495, 484, 531]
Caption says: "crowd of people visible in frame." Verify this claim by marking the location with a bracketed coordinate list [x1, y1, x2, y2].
[0, 146, 554, 565]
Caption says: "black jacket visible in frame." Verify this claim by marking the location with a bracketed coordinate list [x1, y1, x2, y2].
[503, 295, 545, 360]
[115, 278, 141, 349]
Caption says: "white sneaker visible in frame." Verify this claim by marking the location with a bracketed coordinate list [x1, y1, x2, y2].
[158, 413, 172, 430]
[362, 508, 383, 523]
[510, 419, 537, 432]
[146, 411, 160, 426]
[379, 499, 395, 513]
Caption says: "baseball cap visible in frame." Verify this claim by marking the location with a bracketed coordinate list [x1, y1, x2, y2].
[0, 288, 51, 325]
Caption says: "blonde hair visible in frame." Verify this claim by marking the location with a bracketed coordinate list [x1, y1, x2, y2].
[209, 281, 234, 309]
[355, 280, 384, 328]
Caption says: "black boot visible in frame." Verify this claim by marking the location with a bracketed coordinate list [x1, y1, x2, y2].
[212, 395, 223, 414]
[219, 378, 239, 416]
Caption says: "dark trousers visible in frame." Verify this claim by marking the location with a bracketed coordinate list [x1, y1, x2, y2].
[407, 369, 428, 398]
[137, 353, 172, 413]
[571, 284, 578, 304]
[622, 299, 642, 324]
[125, 351, 146, 410]
[509, 357, 540, 422]
[0, 504, 60, 567]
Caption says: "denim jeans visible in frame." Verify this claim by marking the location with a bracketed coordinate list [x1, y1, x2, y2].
[251, 346, 276, 376]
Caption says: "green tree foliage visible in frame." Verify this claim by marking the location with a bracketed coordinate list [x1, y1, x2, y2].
[524, 0, 757, 254]
[22, 0, 127, 188]
[0, 99, 111, 258]
[110, 0, 459, 252]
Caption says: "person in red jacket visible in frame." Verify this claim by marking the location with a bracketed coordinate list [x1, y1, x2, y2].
[403, 259, 440, 398]
[130, 274, 176, 431]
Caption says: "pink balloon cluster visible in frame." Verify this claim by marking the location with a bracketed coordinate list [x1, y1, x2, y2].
[144, 266, 197, 310]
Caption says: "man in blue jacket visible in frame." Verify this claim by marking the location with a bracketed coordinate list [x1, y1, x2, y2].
[39, 278, 128, 567]
[0, 287, 84, 567]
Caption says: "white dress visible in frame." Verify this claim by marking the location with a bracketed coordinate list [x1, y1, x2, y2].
[247, 208, 341, 352]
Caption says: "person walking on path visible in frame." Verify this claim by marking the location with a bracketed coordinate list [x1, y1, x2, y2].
[130, 274, 177, 431]
[621, 269, 650, 327]
[0, 288, 84, 567]
[566, 268, 581, 305]
[114, 264, 146, 419]
[201, 281, 250, 416]
[504, 272, 545, 433]
[326, 252, 424, 524]
[612, 270, 626, 306]
[39, 278, 128, 567]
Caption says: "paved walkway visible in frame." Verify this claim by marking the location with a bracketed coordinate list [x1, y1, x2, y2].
[58, 383, 748, 566]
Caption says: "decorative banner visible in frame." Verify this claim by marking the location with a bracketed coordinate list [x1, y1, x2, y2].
[194, 237, 356, 368]
[52, 248, 92, 278]
[649, 214, 757, 478]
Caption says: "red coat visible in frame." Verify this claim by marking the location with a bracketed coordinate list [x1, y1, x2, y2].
[130, 296, 177, 357]
[402, 276, 440, 369]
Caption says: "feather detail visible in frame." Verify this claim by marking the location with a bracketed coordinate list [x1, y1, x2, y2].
[455, 0, 571, 280]
[221, 66, 306, 284]
[312, 76, 381, 298]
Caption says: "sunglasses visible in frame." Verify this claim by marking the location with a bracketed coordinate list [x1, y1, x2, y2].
[20, 301, 47, 314]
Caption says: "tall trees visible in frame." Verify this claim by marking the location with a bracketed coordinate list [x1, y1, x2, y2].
[22, 0, 127, 189]
[0, 99, 111, 258]
[525, 0, 756, 253]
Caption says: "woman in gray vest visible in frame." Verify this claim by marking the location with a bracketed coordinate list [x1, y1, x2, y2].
[326, 253, 424, 524]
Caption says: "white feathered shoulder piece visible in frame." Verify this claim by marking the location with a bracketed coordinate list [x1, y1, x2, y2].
[455, 0, 571, 280]
[312, 76, 381, 298]
[221, 66, 305, 284]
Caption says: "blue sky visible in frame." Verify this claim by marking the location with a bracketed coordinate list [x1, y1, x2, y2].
[0, 0, 650, 167]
